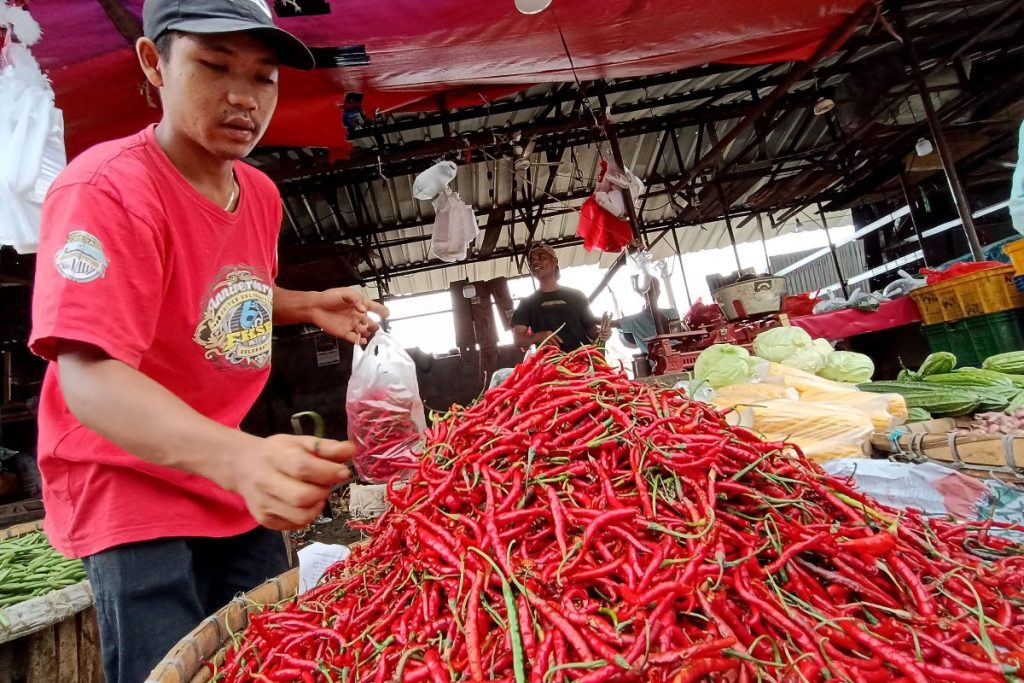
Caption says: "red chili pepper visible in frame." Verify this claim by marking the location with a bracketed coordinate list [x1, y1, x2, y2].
[670, 657, 740, 683]
[838, 531, 898, 557]
[211, 346, 1024, 683]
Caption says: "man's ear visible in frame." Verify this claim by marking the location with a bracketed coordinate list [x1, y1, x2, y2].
[136, 37, 164, 89]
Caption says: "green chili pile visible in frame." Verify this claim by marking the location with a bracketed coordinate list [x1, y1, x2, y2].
[0, 530, 87, 614]
[216, 346, 1024, 683]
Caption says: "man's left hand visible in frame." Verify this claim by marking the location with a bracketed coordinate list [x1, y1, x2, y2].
[309, 288, 389, 344]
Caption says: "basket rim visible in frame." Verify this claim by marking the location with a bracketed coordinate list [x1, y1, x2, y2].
[144, 567, 299, 683]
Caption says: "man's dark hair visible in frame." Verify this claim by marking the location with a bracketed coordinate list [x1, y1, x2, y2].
[154, 30, 183, 61]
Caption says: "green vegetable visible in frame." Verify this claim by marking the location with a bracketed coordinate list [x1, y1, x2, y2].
[0, 531, 87, 616]
[780, 346, 829, 374]
[857, 381, 981, 416]
[1007, 391, 1024, 413]
[897, 368, 921, 382]
[693, 344, 754, 389]
[982, 351, 1024, 375]
[752, 327, 815, 363]
[818, 351, 875, 383]
[918, 352, 956, 377]
[924, 370, 1014, 388]
[906, 407, 932, 423]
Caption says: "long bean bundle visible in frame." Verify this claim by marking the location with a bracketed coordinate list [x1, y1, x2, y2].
[0, 530, 87, 611]
[217, 346, 1024, 682]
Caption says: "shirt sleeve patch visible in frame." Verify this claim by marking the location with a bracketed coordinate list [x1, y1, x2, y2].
[54, 230, 109, 283]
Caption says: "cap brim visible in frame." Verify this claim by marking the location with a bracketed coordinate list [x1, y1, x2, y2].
[165, 17, 315, 70]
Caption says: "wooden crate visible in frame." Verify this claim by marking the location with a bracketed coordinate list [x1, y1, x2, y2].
[0, 607, 104, 683]
[0, 522, 103, 683]
[0, 500, 44, 530]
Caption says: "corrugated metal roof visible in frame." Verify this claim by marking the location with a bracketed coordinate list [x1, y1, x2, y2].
[253, 0, 1022, 299]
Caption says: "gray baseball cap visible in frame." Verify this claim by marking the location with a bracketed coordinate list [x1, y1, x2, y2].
[143, 0, 315, 70]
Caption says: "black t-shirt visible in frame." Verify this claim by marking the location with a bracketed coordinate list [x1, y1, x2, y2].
[511, 287, 599, 351]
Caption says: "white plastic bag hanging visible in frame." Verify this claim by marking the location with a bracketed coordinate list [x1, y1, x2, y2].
[593, 160, 644, 220]
[413, 160, 457, 200]
[430, 188, 478, 262]
[0, 3, 66, 254]
[346, 332, 426, 484]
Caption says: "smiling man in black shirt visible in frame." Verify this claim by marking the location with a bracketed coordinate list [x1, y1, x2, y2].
[512, 244, 606, 352]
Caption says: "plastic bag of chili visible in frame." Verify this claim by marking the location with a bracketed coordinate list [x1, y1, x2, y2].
[345, 332, 426, 483]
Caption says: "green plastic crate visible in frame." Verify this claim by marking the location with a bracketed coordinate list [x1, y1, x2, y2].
[922, 320, 979, 367]
[963, 310, 1024, 362]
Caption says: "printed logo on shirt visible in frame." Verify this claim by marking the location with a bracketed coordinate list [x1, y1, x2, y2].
[54, 230, 108, 284]
[540, 299, 568, 307]
[193, 268, 273, 368]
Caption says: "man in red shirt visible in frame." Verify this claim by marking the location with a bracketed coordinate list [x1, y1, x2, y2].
[29, 1, 387, 680]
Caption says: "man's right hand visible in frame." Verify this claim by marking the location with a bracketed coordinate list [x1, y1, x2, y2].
[56, 343, 355, 531]
[229, 435, 354, 530]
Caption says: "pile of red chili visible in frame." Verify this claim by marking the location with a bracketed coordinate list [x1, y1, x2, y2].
[215, 346, 1024, 682]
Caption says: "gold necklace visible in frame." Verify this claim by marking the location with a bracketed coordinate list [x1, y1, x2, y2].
[224, 174, 237, 211]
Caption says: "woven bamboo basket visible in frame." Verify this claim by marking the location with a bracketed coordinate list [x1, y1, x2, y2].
[145, 568, 299, 683]
[0, 521, 103, 683]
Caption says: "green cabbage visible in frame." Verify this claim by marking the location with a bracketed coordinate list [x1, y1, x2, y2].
[818, 351, 875, 383]
[694, 344, 754, 389]
[753, 327, 815, 363]
[781, 347, 829, 374]
[813, 338, 834, 356]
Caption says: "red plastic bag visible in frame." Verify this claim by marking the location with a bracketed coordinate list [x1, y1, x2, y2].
[685, 298, 726, 329]
[576, 195, 633, 253]
[919, 261, 1002, 284]
[783, 293, 820, 317]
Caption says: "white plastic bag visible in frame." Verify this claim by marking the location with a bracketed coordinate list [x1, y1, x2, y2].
[413, 160, 457, 201]
[882, 270, 928, 299]
[346, 332, 426, 484]
[0, 5, 66, 254]
[430, 189, 478, 262]
[594, 160, 644, 220]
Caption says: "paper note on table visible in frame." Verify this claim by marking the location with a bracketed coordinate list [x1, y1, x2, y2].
[298, 542, 351, 594]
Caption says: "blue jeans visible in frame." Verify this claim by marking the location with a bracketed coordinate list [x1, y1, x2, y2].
[82, 526, 289, 683]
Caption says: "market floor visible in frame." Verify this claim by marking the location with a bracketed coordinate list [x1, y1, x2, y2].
[290, 485, 366, 549]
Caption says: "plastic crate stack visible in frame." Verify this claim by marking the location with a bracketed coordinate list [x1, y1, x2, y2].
[910, 257, 1024, 366]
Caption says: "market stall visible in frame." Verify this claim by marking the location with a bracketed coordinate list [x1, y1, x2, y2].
[147, 346, 1024, 682]
[2, 0, 1024, 679]
[790, 297, 921, 340]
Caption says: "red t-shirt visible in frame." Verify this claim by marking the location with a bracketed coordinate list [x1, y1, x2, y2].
[30, 125, 281, 557]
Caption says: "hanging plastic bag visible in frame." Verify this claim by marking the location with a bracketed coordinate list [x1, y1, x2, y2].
[413, 160, 457, 200]
[576, 159, 636, 253]
[577, 195, 632, 253]
[346, 332, 427, 484]
[430, 188, 478, 262]
[0, 4, 66, 254]
[593, 160, 645, 220]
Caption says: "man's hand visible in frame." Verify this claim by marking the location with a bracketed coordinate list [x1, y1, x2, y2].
[309, 288, 390, 345]
[595, 314, 613, 342]
[228, 435, 355, 530]
[532, 330, 563, 347]
[56, 342, 355, 531]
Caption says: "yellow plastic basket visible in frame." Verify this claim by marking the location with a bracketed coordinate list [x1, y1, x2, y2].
[1004, 239, 1024, 275]
[910, 283, 945, 325]
[955, 265, 1024, 317]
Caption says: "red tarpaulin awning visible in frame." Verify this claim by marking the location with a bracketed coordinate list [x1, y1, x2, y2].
[30, 0, 865, 159]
